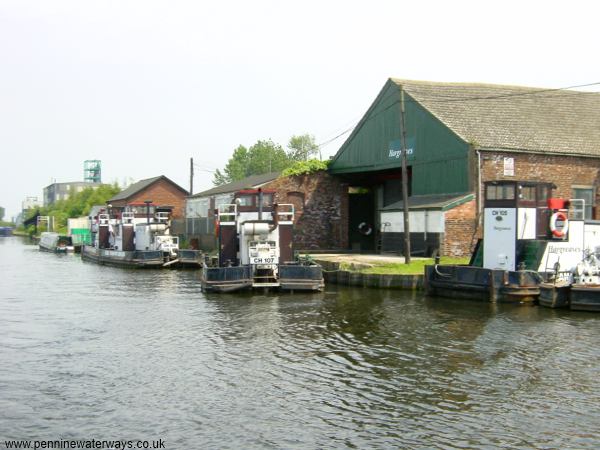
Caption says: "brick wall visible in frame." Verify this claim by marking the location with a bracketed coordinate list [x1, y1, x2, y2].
[442, 199, 477, 257]
[265, 171, 349, 250]
[439, 151, 600, 258]
[111, 179, 187, 219]
[480, 152, 600, 215]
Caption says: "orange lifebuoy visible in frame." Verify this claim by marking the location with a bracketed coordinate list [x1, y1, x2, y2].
[550, 211, 569, 238]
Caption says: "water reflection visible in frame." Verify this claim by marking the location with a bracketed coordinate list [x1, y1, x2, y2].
[1, 237, 600, 449]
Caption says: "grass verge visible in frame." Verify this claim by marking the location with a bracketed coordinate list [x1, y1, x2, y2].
[340, 257, 470, 275]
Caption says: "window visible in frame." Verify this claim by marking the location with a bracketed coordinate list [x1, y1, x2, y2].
[486, 184, 515, 200]
[261, 193, 273, 207]
[236, 195, 254, 206]
[538, 185, 550, 203]
[519, 185, 536, 201]
[572, 187, 594, 220]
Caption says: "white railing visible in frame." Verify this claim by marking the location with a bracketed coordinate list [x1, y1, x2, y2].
[122, 212, 134, 224]
[98, 213, 110, 225]
[218, 204, 237, 223]
[37, 215, 52, 231]
[155, 212, 170, 223]
[277, 204, 294, 223]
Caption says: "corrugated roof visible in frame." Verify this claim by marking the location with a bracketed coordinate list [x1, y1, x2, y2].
[109, 176, 188, 202]
[381, 193, 474, 211]
[391, 79, 600, 156]
[189, 172, 281, 198]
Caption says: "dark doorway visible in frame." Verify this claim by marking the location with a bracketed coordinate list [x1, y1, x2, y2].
[348, 189, 375, 252]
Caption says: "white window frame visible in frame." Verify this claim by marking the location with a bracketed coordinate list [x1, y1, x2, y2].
[571, 185, 594, 220]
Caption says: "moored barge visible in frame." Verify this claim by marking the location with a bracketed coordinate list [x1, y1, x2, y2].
[538, 281, 571, 308]
[201, 189, 324, 292]
[426, 180, 600, 305]
[81, 203, 202, 269]
[39, 232, 74, 253]
[569, 284, 600, 312]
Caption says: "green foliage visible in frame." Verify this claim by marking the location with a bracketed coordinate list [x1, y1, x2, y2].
[288, 134, 319, 161]
[281, 159, 330, 177]
[358, 257, 471, 274]
[212, 134, 325, 186]
[27, 183, 120, 234]
[211, 169, 229, 187]
[0, 206, 5, 222]
[219, 145, 249, 184]
[212, 140, 294, 186]
[26, 224, 36, 236]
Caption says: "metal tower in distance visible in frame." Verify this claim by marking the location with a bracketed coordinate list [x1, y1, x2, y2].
[84, 160, 102, 183]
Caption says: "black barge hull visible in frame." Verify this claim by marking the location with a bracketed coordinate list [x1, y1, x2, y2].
[201, 264, 325, 293]
[570, 284, 600, 312]
[81, 245, 165, 268]
[425, 265, 540, 304]
[201, 266, 253, 293]
[279, 264, 325, 291]
[539, 282, 571, 308]
[175, 249, 204, 268]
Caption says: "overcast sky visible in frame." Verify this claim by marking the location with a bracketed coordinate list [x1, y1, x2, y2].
[1, 0, 599, 218]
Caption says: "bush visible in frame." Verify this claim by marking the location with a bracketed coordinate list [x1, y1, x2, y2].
[281, 159, 330, 177]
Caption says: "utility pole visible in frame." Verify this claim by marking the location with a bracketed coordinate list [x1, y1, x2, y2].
[190, 157, 194, 195]
[400, 88, 411, 264]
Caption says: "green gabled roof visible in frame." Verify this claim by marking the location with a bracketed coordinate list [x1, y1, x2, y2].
[333, 79, 600, 165]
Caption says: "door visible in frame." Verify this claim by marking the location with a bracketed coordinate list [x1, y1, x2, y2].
[349, 190, 375, 252]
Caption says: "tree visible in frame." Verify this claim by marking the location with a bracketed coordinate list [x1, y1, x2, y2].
[211, 169, 229, 187]
[246, 140, 290, 175]
[212, 145, 249, 186]
[25, 183, 121, 233]
[212, 140, 293, 186]
[288, 134, 320, 161]
[0, 206, 4, 222]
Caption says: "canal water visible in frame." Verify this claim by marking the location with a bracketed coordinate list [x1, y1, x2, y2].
[1, 237, 600, 449]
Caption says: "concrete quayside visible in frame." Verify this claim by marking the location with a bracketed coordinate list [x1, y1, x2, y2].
[311, 253, 425, 290]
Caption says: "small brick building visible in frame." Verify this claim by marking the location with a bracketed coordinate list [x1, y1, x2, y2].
[329, 78, 600, 257]
[108, 175, 189, 219]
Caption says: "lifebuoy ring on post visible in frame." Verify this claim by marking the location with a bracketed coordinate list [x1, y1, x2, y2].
[358, 222, 373, 236]
[550, 211, 569, 238]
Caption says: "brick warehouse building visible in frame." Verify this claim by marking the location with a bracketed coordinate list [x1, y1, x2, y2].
[329, 79, 600, 257]
[108, 175, 189, 219]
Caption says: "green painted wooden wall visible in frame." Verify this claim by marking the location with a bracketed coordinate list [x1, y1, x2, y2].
[329, 79, 471, 196]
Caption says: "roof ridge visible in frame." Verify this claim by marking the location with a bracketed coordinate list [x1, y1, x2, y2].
[189, 171, 281, 198]
[389, 78, 600, 94]
[109, 175, 187, 202]
[332, 78, 600, 169]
